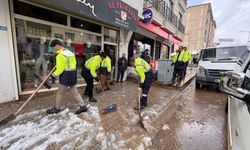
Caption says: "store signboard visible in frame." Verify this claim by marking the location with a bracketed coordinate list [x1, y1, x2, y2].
[142, 9, 153, 24]
[33, 0, 138, 31]
[0, 25, 7, 31]
[138, 21, 169, 39]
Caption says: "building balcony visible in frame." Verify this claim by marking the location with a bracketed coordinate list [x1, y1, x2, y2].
[144, 0, 185, 37]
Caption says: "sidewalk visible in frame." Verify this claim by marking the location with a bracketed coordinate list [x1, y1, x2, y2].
[0, 79, 193, 149]
[178, 67, 197, 87]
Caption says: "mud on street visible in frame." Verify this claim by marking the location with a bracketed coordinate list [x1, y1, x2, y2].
[151, 83, 228, 150]
[0, 80, 228, 150]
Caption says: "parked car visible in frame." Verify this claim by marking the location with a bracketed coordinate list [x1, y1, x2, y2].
[220, 50, 250, 150]
[196, 46, 250, 89]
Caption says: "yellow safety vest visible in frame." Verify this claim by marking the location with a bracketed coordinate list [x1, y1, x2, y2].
[101, 56, 111, 72]
[53, 48, 76, 77]
[172, 50, 191, 63]
[85, 55, 102, 77]
[134, 57, 151, 83]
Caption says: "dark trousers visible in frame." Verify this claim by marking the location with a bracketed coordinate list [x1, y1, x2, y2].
[140, 70, 153, 106]
[172, 68, 184, 82]
[183, 62, 188, 77]
[117, 69, 126, 82]
[81, 66, 94, 98]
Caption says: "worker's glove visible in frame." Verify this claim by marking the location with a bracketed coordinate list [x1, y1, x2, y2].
[139, 83, 144, 88]
[94, 77, 100, 82]
[50, 75, 56, 80]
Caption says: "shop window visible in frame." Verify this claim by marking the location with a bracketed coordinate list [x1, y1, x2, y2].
[15, 18, 101, 91]
[71, 17, 101, 33]
[104, 28, 118, 43]
[13, 0, 67, 25]
[132, 40, 152, 58]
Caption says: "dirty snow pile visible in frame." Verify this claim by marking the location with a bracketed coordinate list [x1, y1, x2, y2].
[0, 105, 153, 150]
[0, 106, 105, 150]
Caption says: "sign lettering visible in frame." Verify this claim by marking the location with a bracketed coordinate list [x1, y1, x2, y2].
[142, 9, 153, 24]
[76, 0, 97, 17]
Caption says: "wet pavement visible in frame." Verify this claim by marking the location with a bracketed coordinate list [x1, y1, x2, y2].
[151, 82, 228, 150]
[0, 78, 228, 150]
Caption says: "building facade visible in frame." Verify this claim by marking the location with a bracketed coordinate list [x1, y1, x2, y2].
[183, 3, 216, 54]
[0, 0, 141, 103]
[0, 0, 187, 103]
[130, 0, 187, 63]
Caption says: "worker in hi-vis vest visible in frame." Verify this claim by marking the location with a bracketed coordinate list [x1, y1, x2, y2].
[130, 57, 154, 110]
[44, 39, 87, 115]
[171, 46, 191, 84]
[100, 55, 112, 91]
[81, 51, 106, 102]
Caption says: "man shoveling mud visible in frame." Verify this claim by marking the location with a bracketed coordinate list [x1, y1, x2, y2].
[129, 57, 154, 109]
[42, 40, 88, 115]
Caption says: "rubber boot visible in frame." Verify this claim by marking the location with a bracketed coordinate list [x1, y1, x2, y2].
[89, 97, 97, 102]
[46, 107, 60, 114]
[75, 105, 88, 114]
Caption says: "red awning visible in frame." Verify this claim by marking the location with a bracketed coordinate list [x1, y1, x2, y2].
[138, 21, 169, 39]
[172, 35, 182, 45]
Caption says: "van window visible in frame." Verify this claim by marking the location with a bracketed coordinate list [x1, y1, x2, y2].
[201, 46, 249, 63]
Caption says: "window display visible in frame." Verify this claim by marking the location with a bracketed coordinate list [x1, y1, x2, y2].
[104, 28, 118, 43]
[15, 18, 102, 91]
[133, 40, 152, 58]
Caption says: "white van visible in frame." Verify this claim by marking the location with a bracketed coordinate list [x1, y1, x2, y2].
[220, 49, 250, 150]
[196, 46, 250, 88]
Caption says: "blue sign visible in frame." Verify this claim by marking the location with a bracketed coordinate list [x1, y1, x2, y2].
[142, 9, 153, 24]
[0, 26, 7, 31]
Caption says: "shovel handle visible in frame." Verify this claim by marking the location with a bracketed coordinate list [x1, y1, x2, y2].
[138, 88, 142, 110]
[15, 67, 56, 115]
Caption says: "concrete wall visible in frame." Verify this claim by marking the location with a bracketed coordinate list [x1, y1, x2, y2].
[0, 0, 19, 103]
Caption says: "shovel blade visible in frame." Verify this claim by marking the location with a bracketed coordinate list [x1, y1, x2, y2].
[138, 113, 146, 129]
[0, 114, 16, 126]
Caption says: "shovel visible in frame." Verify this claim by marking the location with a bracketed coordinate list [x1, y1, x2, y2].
[0, 67, 56, 126]
[137, 88, 146, 129]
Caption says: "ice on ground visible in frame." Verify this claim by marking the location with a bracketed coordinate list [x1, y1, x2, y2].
[162, 124, 170, 130]
[0, 105, 155, 150]
[0, 106, 107, 150]
[143, 137, 152, 147]
[136, 143, 145, 150]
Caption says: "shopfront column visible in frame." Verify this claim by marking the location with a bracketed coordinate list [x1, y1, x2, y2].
[0, 0, 19, 103]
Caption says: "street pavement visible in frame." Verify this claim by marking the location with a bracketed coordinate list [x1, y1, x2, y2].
[151, 82, 228, 150]
[0, 73, 228, 149]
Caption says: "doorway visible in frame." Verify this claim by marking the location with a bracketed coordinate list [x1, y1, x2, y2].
[104, 44, 118, 82]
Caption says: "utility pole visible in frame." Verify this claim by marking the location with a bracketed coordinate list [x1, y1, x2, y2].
[240, 31, 250, 46]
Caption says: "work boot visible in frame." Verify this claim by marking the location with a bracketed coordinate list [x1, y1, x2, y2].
[133, 105, 145, 110]
[89, 97, 97, 102]
[75, 105, 88, 114]
[46, 107, 60, 114]
[104, 87, 111, 91]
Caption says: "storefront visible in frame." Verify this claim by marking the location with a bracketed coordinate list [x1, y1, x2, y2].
[128, 20, 180, 71]
[1, 0, 138, 101]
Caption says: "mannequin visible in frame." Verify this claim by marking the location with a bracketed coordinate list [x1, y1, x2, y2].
[34, 36, 48, 87]
[65, 39, 75, 53]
